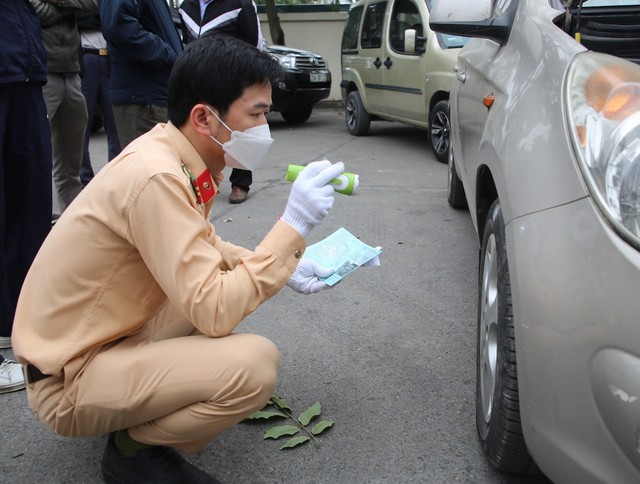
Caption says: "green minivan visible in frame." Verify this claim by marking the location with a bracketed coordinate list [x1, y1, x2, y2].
[340, 0, 467, 162]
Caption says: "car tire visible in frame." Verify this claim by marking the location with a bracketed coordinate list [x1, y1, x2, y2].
[476, 200, 536, 473]
[281, 104, 314, 124]
[429, 100, 450, 164]
[345, 90, 370, 136]
[447, 149, 467, 209]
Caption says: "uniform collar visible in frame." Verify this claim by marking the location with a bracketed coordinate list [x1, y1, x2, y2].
[164, 122, 223, 206]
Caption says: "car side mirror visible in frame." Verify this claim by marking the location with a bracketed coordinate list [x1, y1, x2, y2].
[404, 29, 427, 54]
[430, 0, 492, 23]
[429, 0, 514, 45]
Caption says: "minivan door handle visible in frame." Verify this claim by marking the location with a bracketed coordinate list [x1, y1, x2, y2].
[374, 57, 382, 69]
[383, 57, 393, 69]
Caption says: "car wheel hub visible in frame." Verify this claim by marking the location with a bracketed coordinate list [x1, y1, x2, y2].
[431, 111, 450, 155]
[480, 233, 499, 424]
[346, 100, 357, 129]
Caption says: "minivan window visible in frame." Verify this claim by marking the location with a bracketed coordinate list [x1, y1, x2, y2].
[343, 5, 364, 50]
[389, 0, 422, 53]
[361, 1, 387, 49]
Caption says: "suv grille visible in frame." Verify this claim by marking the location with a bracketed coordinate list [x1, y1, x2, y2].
[296, 56, 327, 70]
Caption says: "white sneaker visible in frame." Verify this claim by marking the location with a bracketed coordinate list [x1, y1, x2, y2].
[0, 336, 11, 349]
[0, 359, 26, 394]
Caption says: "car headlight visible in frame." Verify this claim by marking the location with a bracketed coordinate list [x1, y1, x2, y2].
[566, 52, 640, 249]
[270, 53, 296, 69]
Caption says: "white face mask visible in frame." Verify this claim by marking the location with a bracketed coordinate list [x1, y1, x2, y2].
[207, 106, 274, 171]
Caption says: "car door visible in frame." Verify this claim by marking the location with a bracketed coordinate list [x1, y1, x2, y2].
[357, 1, 388, 114]
[451, 1, 514, 203]
[451, 39, 497, 195]
[380, 0, 428, 122]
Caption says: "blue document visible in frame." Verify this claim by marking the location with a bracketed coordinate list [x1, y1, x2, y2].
[304, 227, 381, 286]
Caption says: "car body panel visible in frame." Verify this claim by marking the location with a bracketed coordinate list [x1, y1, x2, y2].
[450, 3, 589, 234]
[430, 0, 640, 481]
[507, 197, 640, 483]
[350, 1, 389, 114]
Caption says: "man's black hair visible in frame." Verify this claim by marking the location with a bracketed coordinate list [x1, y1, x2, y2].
[168, 35, 284, 127]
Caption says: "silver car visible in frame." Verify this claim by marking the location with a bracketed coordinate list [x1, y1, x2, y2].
[429, 0, 640, 482]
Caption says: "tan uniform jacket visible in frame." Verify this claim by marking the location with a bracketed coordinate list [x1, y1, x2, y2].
[13, 123, 304, 381]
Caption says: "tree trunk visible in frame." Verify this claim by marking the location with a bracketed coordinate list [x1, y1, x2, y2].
[264, 0, 285, 45]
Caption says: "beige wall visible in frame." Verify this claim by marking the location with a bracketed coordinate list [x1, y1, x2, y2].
[259, 11, 348, 102]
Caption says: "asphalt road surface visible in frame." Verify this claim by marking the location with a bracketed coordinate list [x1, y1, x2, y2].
[2, 105, 552, 484]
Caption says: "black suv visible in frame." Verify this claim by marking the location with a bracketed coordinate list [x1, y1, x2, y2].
[264, 44, 332, 124]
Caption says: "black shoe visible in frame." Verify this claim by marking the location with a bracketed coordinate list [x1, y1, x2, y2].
[229, 185, 248, 204]
[102, 433, 220, 484]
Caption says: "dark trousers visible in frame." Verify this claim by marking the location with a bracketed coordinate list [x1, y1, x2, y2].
[80, 52, 121, 185]
[0, 82, 52, 337]
[112, 104, 168, 151]
[229, 168, 252, 189]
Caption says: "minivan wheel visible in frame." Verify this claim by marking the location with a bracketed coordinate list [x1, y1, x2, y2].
[429, 100, 450, 164]
[281, 104, 313, 124]
[345, 91, 370, 136]
[447, 149, 467, 209]
[477, 200, 536, 473]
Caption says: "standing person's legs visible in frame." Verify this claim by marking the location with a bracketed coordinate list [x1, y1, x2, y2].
[112, 104, 167, 150]
[80, 54, 100, 185]
[0, 82, 51, 340]
[229, 168, 252, 204]
[45, 73, 88, 212]
[98, 58, 121, 161]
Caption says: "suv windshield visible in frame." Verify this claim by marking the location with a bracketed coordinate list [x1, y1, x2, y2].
[425, 0, 469, 48]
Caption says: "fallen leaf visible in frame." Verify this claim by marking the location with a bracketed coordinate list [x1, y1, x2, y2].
[264, 425, 300, 440]
[280, 435, 310, 450]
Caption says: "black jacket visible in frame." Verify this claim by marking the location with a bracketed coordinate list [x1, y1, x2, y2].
[179, 0, 262, 48]
[0, 0, 48, 85]
[100, 0, 183, 107]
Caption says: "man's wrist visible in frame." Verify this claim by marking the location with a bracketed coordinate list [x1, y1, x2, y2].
[280, 209, 311, 239]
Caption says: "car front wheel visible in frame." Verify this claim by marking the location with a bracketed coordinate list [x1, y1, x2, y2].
[281, 104, 314, 124]
[476, 200, 536, 473]
[345, 90, 370, 136]
[429, 100, 450, 164]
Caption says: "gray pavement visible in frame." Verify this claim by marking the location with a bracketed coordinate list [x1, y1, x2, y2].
[1, 105, 550, 483]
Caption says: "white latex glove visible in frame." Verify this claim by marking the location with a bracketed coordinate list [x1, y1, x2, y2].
[281, 160, 345, 238]
[287, 258, 334, 295]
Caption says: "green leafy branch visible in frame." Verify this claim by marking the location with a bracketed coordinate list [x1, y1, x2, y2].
[244, 394, 334, 450]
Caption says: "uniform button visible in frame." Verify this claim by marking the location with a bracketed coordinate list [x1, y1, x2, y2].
[294, 250, 302, 259]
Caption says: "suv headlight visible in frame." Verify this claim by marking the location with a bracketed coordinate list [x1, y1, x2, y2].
[566, 52, 640, 249]
[270, 53, 296, 69]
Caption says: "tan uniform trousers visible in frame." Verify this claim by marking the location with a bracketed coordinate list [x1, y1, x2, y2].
[26, 302, 279, 453]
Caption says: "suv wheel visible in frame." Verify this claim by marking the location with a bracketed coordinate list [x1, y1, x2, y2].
[477, 200, 536, 473]
[281, 105, 313, 124]
[345, 91, 370, 136]
[429, 100, 450, 164]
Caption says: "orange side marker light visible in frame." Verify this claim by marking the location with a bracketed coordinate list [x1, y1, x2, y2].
[483, 94, 495, 109]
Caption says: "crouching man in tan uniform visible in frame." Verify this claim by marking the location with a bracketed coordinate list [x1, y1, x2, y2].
[12, 35, 344, 484]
